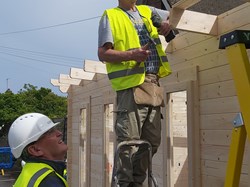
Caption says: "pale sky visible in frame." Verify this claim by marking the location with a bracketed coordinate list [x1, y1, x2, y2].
[0, 0, 117, 96]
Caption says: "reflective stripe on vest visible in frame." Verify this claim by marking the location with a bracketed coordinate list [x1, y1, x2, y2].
[27, 168, 50, 187]
[14, 163, 68, 187]
[161, 55, 168, 62]
[153, 38, 161, 45]
[108, 66, 144, 79]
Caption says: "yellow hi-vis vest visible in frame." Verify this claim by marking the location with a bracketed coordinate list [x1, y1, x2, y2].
[104, 5, 171, 91]
[14, 163, 68, 187]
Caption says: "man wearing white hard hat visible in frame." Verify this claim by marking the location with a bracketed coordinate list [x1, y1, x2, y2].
[8, 113, 68, 187]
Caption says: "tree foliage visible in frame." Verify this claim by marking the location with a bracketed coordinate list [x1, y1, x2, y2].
[0, 84, 67, 138]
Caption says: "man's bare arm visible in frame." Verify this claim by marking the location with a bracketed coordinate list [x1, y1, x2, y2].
[98, 42, 151, 63]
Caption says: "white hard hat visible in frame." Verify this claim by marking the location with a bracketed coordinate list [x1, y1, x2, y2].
[8, 113, 60, 158]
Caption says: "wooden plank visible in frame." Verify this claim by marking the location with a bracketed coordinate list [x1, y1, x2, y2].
[201, 160, 227, 177]
[168, 2, 250, 37]
[201, 129, 232, 146]
[167, 36, 219, 65]
[167, 4, 250, 53]
[199, 65, 232, 86]
[169, 50, 227, 73]
[200, 96, 240, 114]
[201, 145, 229, 162]
[202, 173, 249, 187]
[161, 66, 198, 85]
[218, 3, 250, 35]
[201, 144, 250, 164]
[166, 31, 212, 53]
[166, 25, 250, 71]
[84, 59, 107, 74]
[186, 81, 201, 187]
[51, 78, 70, 93]
[72, 75, 111, 98]
[72, 85, 112, 104]
[201, 174, 224, 187]
[70, 67, 96, 80]
[200, 80, 236, 100]
[171, 0, 200, 9]
[59, 74, 82, 85]
[59, 85, 70, 93]
[200, 113, 237, 130]
[170, 8, 218, 35]
[50, 79, 62, 86]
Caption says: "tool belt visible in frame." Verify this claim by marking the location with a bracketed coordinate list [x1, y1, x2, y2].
[133, 74, 165, 107]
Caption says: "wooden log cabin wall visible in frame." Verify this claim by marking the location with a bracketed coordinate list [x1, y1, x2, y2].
[51, 0, 250, 186]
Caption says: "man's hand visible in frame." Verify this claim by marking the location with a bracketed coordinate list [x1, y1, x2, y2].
[157, 20, 171, 37]
[131, 43, 151, 63]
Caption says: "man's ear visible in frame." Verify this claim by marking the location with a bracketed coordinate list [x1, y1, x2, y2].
[27, 144, 43, 157]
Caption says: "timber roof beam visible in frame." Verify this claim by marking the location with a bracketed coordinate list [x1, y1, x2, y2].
[70, 67, 96, 80]
[59, 85, 70, 93]
[50, 79, 70, 93]
[162, 0, 218, 35]
[170, 8, 218, 35]
[171, 0, 200, 9]
[51, 74, 82, 94]
[84, 59, 107, 74]
[59, 74, 82, 86]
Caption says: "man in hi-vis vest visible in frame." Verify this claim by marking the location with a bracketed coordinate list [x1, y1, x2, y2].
[98, 0, 172, 186]
[8, 113, 68, 187]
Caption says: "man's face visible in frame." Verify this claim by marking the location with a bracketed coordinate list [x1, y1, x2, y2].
[34, 127, 68, 161]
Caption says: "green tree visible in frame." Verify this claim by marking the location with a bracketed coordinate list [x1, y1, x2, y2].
[0, 84, 67, 139]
